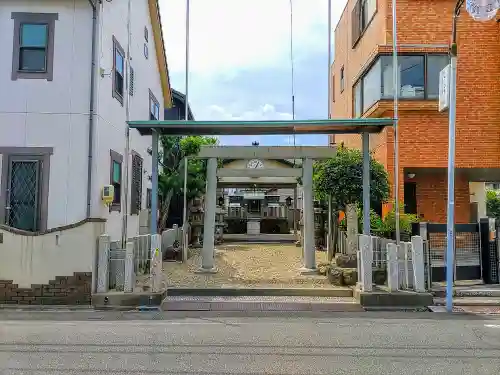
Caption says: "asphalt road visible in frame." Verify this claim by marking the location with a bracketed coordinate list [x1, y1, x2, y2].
[1, 312, 500, 374]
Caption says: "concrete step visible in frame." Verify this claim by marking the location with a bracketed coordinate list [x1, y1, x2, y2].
[161, 296, 363, 312]
[433, 297, 500, 306]
[433, 287, 500, 298]
[166, 287, 353, 298]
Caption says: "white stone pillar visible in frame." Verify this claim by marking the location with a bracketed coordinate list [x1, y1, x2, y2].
[97, 234, 110, 293]
[386, 243, 399, 292]
[150, 233, 163, 292]
[327, 195, 333, 261]
[302, 158, 316, 271]
[346, 203, 358, 255]
[359, 234, 373, 292]
[198, 157, 217, 273]
[411, 236, 426, 292]
[124, 241, 134, 293]
[293, 186, 298, 236]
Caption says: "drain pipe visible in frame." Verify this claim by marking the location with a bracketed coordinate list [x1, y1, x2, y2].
[120, 0, 133, 248]
[86, 0, 98, 218]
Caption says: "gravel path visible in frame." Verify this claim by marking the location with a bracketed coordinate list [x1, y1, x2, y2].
[162, 243, 330, 288]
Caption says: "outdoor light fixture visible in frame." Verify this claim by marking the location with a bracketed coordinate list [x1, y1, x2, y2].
[407, 173, 416, 179]
[285, 196, 293, 207]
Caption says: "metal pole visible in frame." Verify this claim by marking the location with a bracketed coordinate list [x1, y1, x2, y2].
[362, 132, 370, 235]
[445, 0, 464, 313]
[391, 0, 400, 246]
[327, 0, 332, 119]
[151, 131, 159, 235]
[185, 0, 190, 122]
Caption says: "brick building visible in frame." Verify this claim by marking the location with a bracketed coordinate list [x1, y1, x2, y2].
[330, 0, 500, 223]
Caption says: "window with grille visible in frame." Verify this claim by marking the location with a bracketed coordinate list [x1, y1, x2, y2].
[130, 153, 143, 215]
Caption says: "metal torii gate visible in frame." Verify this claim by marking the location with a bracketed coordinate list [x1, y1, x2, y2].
[128, 118, 393, 265]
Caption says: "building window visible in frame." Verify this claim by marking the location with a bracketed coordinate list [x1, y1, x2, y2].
[354, 53, 449, 116]
[340, 66, 345, 92]
[354, 81, 362, 118]
[352, 0, 376, 47]
[11, 12, 58, 81]
[331, 75, 335, 102]
[112, 36, 125, 105]
[146, 188, 152, 209]
[149, 90, 160, 120]
[110, 150, 123, 212]
[130, 152, 143, 215]
[144, 27, 149, 42]
[129, 66, 135, 96]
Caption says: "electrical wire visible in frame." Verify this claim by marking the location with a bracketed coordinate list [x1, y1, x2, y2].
[289, 0, 296, 165]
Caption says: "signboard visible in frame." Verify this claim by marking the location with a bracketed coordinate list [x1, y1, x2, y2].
[439, 64, 451, 112]
[466, 0, 500, 21]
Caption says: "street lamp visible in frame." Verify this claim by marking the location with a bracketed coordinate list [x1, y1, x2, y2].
[443, 0, 499, 313]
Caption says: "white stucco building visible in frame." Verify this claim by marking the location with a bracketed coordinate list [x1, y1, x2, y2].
[0, 0, 172, 241]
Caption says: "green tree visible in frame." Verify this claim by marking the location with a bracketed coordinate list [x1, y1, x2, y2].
[313, 145, 390, 211]
[487, 189, 500, 220]
[157, 135, 218, 231]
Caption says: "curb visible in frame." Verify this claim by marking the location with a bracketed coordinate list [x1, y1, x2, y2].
[0, 304, 94, 311]
[166, 287, 353, 298]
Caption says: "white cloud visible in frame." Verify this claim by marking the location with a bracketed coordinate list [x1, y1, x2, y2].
[204, 104, 293, 121]
[160, 0, 347, 76]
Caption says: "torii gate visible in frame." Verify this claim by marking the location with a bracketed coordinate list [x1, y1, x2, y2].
[128, 118, 393, 271]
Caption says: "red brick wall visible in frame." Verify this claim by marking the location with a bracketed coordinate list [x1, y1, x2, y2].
[331, 0, 500, 222]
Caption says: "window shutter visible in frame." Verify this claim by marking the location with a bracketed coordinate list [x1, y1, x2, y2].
[351, 0, 361, 47]
[129, 66, 134, 96]
[130, 153, 143, 214]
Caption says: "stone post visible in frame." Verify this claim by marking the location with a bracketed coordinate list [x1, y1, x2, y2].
[97, 234, 110, 293]
[386, 243, 399, 292]
[411, 236, 426, 292]
[401, 242, 412, 290]
[150, 233, 163, 292]
[124, 241, 134, 293]
[302, 158, 316, 271]
[359, 234, 373, 292]
[346, 203, 358, 254]
[198, 157, 217, 273]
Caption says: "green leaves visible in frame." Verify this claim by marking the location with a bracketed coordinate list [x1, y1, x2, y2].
[313, 146, 389, 210]
[487, 190, 500, 220]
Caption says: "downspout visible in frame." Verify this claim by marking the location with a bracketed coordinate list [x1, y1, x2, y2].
[121, 0, 132, 248]
[87, 0, 98, 295]
[86, 0, 98, 218]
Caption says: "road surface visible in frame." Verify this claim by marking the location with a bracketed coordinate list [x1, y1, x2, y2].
[1, 311, 500, 374]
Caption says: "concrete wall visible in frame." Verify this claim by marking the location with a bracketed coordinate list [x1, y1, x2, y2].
[0, 0, 93, 228]
[0, 219, 105, 289]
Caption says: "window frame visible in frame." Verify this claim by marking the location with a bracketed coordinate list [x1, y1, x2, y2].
[130, 151, 143, 215]
[353, 52, 449, 116]
[11, 12, 58, 81]
[331, 74, 335, 103]
[112, 36, 125, 105]
[149, 89, 160, 120]
[109, 150, 123, 212]
[340, 66, 345, 93]
[352, 0, 377, 48]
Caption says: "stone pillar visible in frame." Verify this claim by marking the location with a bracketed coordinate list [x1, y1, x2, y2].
[150, 233, 163, 292]
[293, 187, 298, 236]
[386, 243, 399, 292]
[327, 195, 333, 261]
[302, 158, 316, 271]
[359, 234, 373, 292]
[198, 157, 217, 273]
[97, 234, 110, 293]
[346, 203, 358, 254]
[411, 236, 426, 292]
[124, 241, 134, 293]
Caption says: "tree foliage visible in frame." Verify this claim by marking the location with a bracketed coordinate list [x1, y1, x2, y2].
[487, 189, 500, 220]
[157, 135, 218, 231]
[313, 145, 390, 210]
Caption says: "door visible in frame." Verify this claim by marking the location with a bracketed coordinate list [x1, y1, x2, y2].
[5, 158, 42, 231]
[404, 182, 417, 214]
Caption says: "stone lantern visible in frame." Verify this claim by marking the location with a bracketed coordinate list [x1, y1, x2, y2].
[189, 197, 204, 248]
[215, 196, 225, 244]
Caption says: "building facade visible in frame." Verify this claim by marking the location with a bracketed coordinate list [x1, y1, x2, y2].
[331, 0, 500, 223]
[0, 0, 172, 240]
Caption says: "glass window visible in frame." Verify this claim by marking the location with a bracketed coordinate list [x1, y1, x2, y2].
[115, 49, 124, 75]
[362, 59, 381, 112]
[427, 55, 449, 99]
[354, 81, 362, 118]
[381, 55, 424, 98]
[340, 66, 345, 92]
[19, 23, 48, 72]
[361, 0, 376, 29]
[112, 161, 121, 183]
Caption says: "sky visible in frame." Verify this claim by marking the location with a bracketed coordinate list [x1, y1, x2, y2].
[159, 0, 347, 146]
